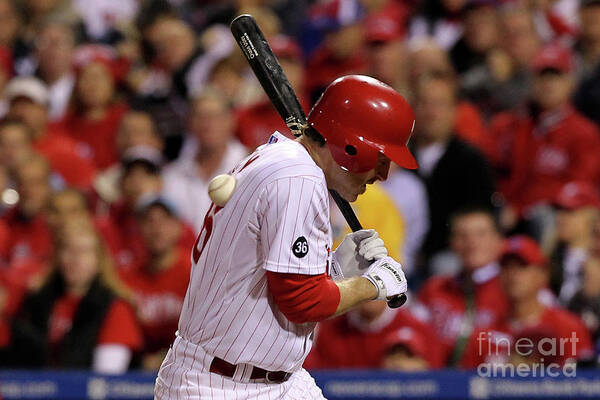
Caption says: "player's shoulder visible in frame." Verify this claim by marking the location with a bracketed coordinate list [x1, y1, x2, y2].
[252, 132, 325, 182]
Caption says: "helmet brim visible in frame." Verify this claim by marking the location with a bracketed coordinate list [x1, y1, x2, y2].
[384, 144, 418, 170]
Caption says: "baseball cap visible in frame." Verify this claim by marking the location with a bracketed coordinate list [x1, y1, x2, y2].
[121, 145, 164, 168]
[532, 44, 574, 74]
[384, 327, 428, 360]
[136, 195, 179, 218]
[364, 13, 403, 44]
[269, 35, 302, 62]
[122, 146, 163, 176]
[500, 235, 547, 267]
[5, 77, 50, 106]
[73, 44, 130, 82]
[553, 181, 600, 210]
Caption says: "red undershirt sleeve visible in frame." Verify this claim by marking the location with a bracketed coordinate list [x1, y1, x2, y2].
[266, 271, 340, 324]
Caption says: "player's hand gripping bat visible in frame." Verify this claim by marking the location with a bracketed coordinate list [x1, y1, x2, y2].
[230, 14, 407, 308]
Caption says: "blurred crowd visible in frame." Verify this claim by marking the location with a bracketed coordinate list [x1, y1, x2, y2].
[0, 0, 599, 374]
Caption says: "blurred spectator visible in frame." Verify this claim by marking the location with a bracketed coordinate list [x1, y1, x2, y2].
[569, 256, 600, 350]
[305, 0, 366, 102]
[5, 76, 96, 188]
[95, 111, 164, 204]
[119, 157, 163, 212]
[489, 44, 600, 239]
[0, 119, 44, 216]
[1, 154, 53, 265]
[363, 11, 410, 94]
[34, 20, 76, 121]
[112, 150, 196, 272]
[206, 54, 250, 108]
[110, 155, 163, 270]
[119, 199, 191, 370]
[409, 38, 453, 83]
[60, 44, 129, 170]
[0, 119, 35, 172]
[573, 0, 600, 125]
[449, 1, 499, 76]
[549, 182, 600, 304]
[499, 236, 593, 364]
[460, 4, 540, 117]
[412, 75, 495, 262]
[409, 0, 467, 50]
[1, 221, 142, 372]
[133, 16, 230, 151]
[462, 235, 594, 367]
[382, 326, 432, 371]
[115, 112, 163, 157]
[305, 299, 443, 369]
[162, 89, 247, 232]
[46, 188, 124, 265]
[499, 5, 540, 78]
[418, 206, 508, 366]
[407, 39, 490, 153]
[235, 35, 308, 149]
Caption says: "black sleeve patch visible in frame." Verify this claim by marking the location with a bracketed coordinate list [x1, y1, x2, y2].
[292, 236, 309, 258]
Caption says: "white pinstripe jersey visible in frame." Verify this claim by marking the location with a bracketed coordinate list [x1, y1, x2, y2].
[177, 132, 332, 373]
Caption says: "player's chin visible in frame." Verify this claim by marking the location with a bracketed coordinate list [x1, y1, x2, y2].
[339, 186, 364, 202]
[346, 193, 359, 202]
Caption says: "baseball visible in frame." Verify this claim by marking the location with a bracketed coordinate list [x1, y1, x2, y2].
[208, 174, 237, 206]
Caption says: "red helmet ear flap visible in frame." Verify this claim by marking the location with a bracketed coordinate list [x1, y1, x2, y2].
[324, 127, 380, 172]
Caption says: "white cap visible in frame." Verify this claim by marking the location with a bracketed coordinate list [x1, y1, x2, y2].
[5, 77, 50, 106]
[121, 145, 164, 167]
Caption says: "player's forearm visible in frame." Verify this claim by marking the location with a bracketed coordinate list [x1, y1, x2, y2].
[331, 276, 378, 318]
[266, 272, 377, 323]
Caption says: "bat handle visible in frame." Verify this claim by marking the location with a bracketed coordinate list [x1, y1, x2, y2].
[329, 190, 407, 309]
[387, 293, 407, 308]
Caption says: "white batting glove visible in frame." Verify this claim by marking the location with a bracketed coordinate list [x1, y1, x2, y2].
[330, 229, 388, 281]
[362, 256, 408, 301]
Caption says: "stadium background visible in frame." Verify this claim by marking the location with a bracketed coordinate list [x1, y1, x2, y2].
[1, 0, 600, 398]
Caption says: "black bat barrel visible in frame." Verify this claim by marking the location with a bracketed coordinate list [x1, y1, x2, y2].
[230, 14, 306, 136]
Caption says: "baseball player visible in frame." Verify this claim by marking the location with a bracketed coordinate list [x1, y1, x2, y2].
[154, 75, 417, 399]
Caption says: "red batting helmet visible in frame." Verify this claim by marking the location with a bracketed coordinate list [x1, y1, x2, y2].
[307, 75, 417, 173]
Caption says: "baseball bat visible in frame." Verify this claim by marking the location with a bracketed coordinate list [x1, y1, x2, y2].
[230, 14, 406, 309]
